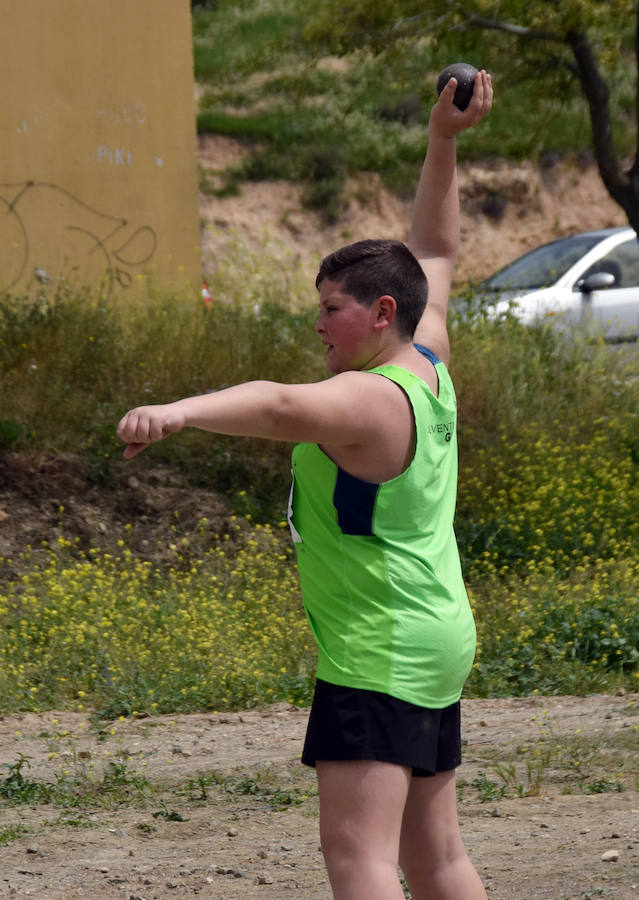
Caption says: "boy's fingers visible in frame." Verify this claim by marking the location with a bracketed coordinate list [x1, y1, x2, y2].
[466, 71, 492, 121]
[467, 71, 485, 111]
[123, 442, 149, 459]
[443, 76, 458, 94]
[439, 76, 458, 107]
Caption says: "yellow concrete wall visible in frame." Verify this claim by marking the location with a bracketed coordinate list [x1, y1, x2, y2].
[0, 0, 200, 298]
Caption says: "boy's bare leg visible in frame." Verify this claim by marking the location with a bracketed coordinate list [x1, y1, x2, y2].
[399, 769, 487, 899]
[316, 760, 410, 900]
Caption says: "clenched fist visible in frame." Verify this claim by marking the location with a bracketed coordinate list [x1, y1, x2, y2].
[116, 403, 186, 459]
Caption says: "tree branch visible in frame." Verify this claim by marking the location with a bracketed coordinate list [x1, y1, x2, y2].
[461, 14, 562, 43]
[391, 13, 428, 31]
[391, 11, 451, 36]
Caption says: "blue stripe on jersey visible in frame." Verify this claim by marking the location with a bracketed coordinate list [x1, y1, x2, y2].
[414, 343, 441, 366]
[333, 467, 379, 536]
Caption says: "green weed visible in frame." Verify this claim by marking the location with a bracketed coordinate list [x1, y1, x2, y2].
[472, 722, 639, 801]
[471, 771, 506, 803]
[0, 752, 151, 809]
[42, 813, 96, 828]
[0, 754, 54, 804]
[152, 801, 188, 822]
[0, 823, 30, 846]
[178, 767, 314, 811]
[583, 779, 623, 795]
[230, 773, 307, 811]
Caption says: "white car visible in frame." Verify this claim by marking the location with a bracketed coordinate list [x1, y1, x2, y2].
[479, 226, 639, 342]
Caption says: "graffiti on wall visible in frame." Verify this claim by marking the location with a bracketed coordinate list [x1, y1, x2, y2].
[0, 179, 157, 298]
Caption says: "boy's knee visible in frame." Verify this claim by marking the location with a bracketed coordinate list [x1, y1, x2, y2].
[399, 829, 465, 877]
[400, 844, 472, 894]
[321, 822, 397, 872]
[320, 822, 358, 865]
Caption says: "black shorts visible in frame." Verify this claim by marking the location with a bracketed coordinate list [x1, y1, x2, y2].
[301, 679, 462, 777]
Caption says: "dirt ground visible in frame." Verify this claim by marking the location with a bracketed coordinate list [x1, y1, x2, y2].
[1, 694, 638, 899]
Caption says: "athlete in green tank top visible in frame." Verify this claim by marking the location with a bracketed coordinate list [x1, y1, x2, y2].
[117, 69, 493, 900]
[289, 351, 475, 708]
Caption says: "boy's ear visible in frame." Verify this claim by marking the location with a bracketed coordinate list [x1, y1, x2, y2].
[373, 295, 397, 330]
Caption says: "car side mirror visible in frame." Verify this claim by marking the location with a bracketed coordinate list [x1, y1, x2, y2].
[577, 271, 616, 293]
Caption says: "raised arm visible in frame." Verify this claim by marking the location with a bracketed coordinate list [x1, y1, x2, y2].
[409, 70, 492, 365]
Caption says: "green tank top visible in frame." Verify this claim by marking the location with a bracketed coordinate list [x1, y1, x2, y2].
[288, 355, 476, 708]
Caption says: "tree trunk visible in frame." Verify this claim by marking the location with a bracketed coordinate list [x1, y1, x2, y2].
[567, 27, 639, 235]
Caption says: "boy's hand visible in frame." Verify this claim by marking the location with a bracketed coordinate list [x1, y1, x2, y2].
[117, 403, 186, 459]
[429, 69, 492, 139]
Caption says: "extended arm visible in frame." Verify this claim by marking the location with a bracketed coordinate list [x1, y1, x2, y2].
[409, 71, 492, 365]
[117, 371, 408, 459]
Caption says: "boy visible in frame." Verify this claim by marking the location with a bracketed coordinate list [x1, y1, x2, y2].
[118, 70, 492, 899]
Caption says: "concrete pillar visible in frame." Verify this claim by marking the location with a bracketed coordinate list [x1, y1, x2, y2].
[0, 0, 200, 298]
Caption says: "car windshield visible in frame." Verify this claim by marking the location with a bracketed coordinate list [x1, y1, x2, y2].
[483, 234, 603, 291]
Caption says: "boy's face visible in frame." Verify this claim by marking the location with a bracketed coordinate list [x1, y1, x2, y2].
[315, 279, 378, 374]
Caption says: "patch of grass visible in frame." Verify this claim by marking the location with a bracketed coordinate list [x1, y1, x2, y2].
[230, 773, 307, 811]
[152, 801, 188, 822]
[0, 823, 30, 846]
[0, 752, 151, 810]
[583, 779, 623, 795]
[0, 524, 315, 715]
[469, 719, 639, 802]
[222, 766, 313, 811]
[471, 771, 506, 803]
[192, 1, 300, 81]
[0, 754, 55, 804]
[178, 771, 226, 802]
[0, 245, 323, 514]
[42, 813, 96, 829]
[174, 766, 313, 811]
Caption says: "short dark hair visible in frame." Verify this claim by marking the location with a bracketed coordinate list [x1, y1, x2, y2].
[316, 239, 428, 338]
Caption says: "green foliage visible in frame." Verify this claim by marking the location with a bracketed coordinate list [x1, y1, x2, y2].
[0, 246, 323, 511]
[584, 778, 623, 794]
[0, 752, 150, 808]
[193, 0, 300, 79]
[0, 824, 30, 846]
[1, 253, 639, 708]
[193, 0, 636, 215]
[0, 420, 21, 449]
[467, 558, 639, 696]
[450, 315, 639, 574]
[0, 754, 54, 803]
[227, 771, 308, 810]
[303, 0, 636, 48]
[461, 711, 638, 802]
[152, 801, 188, 821]
[472, 770, 506, 802]
[0, 524, 316, 715]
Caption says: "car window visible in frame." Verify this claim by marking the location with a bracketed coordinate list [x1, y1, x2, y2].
[483, 235, 602, 290]
[579, 236, 639, 288]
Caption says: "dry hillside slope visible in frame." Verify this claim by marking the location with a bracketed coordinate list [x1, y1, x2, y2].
[198, 136, 628, 286]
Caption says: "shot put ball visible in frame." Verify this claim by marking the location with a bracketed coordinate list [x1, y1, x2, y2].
[436, 63, 479, 111]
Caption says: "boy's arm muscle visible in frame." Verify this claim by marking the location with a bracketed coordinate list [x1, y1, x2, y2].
[117, 372, 401, 458]
[408, 71, 492, 366]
